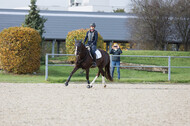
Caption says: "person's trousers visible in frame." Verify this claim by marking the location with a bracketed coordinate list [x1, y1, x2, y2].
[90, 45, 96, 62]
[111, 61, 120, 79]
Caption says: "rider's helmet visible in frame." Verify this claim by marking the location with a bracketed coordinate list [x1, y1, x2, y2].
[90, 23, 96, 28]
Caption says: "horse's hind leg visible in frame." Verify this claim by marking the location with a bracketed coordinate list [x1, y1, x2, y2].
[99, 68, 106, 88]
[102, 76, 106, 88]
[88, 70, 100, 88]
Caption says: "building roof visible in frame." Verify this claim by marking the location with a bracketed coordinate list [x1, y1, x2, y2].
[0, 9, 136, 42]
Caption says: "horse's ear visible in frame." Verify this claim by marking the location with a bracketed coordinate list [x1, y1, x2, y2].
[74, 38, 78, 45]
[81, 39, 83, 43]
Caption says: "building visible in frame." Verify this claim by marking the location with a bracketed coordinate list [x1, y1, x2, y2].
[0, 9, 134, 54]
[68, 0, 132, 12]
[12, 0, 131, 13]
[0, 9, 182, 53]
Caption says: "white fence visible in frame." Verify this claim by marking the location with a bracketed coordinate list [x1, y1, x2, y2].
[45, 54, 190, 81]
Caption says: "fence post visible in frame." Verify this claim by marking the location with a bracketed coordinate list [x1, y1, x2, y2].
[45, 54, 48, 81]
[110, 55, 112, 67]
[52, 39, 56, 58]
[110, 55, 113, 77]
[168, 56, 171, 81]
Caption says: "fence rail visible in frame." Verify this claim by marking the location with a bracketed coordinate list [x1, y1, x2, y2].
[45, 54, 190, 81]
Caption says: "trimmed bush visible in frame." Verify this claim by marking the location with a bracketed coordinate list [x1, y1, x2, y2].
[66, 29, 106, 62]
[0, 53, 2, 69]
[0, 27, 41, 74]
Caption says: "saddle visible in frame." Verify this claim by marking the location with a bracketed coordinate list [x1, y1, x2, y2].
[86, 46, 102, 59]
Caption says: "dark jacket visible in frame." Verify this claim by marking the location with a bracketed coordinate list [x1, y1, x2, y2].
[110, 48, 122, 61]
[83, 30, 98, 46]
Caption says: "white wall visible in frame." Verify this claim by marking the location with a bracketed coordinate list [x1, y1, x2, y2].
[89, 0, 109, 6]
[68, 0, 132, 12]
[68, 6, 93, 11]
[109, 0, 127, 6]
[82, 0, 90, 6]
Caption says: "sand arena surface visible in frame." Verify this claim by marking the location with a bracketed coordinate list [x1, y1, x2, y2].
[0, 83, 190, 126]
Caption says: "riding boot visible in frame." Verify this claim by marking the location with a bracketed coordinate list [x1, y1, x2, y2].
[92, 54, 97, 67]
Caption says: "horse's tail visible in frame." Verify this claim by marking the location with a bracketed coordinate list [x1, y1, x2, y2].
[105, 60, 113, 81]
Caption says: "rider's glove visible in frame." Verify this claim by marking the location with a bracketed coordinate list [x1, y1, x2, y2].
[86, 46, 90, 51]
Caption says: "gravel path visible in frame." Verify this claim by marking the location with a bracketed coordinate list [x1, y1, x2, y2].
[0, 83, 190, 126]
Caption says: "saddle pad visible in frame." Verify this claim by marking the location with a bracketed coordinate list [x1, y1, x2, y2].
[95, 49, 102, 59]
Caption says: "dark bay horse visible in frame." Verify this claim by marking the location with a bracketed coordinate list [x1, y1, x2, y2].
[65, 40, 113, 88]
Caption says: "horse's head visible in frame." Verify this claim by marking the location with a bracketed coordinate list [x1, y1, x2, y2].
[74, 39, 85, 56]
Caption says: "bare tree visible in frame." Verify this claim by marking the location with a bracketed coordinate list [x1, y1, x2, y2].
[131, 0, 173, 50]
[172, 0, 190, 51]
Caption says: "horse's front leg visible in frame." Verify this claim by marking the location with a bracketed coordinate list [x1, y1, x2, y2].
[85, 69, 90, 84]
[65, 67, 79, 86]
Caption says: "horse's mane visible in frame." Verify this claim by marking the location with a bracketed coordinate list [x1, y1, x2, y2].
[80, 42, 86, 49]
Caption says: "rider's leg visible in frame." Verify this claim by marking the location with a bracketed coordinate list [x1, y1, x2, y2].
[91, 45, 97, 67]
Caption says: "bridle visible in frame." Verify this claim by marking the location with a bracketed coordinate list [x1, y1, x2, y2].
[75, 43, 89, 64]
[75, 43, 82, 56]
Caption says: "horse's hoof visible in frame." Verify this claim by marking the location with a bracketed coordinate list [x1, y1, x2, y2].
[104, 85, 107, 88]
[65, 82, 69, 86]
[87, 85, 92, 88]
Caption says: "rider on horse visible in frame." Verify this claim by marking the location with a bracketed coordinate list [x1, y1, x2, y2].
[83, 23, 98, 67]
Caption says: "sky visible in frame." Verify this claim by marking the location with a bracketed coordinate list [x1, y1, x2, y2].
[0, 0, 132, 11]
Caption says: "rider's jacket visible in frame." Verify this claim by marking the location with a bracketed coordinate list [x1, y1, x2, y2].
[83, 30, 98, 47]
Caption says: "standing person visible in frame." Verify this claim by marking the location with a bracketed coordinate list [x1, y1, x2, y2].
[110, 43, 122, 79]
[83, 23, 98, 67]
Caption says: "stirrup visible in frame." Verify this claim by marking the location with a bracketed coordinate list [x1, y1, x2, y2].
[91, 62, 97, 68]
